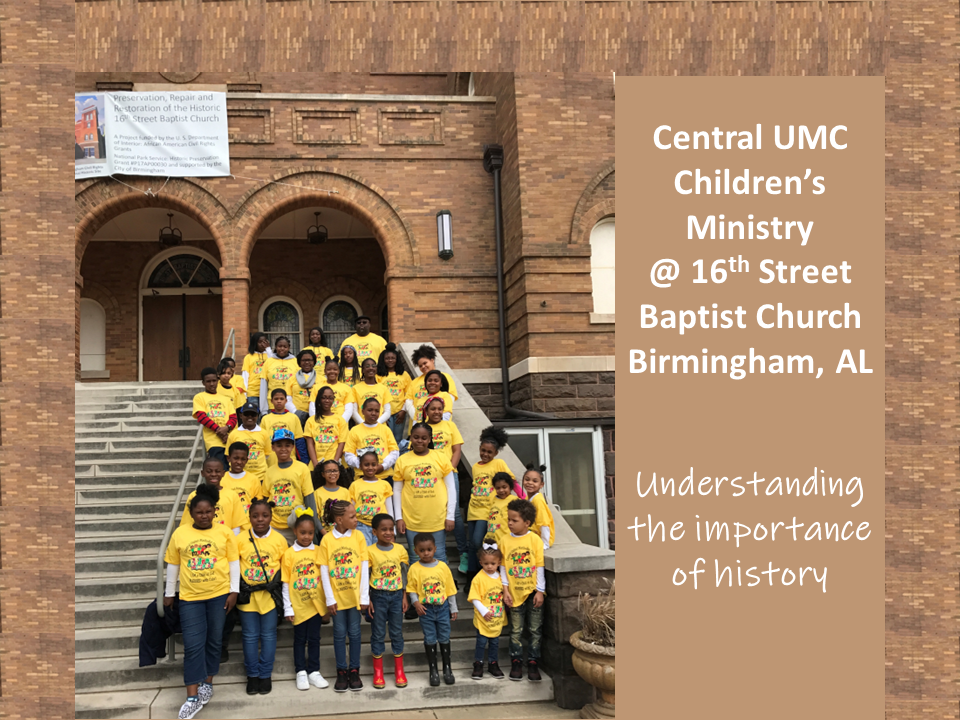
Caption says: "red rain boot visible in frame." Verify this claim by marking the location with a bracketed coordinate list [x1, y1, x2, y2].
[393, 654, 408, 688]
[372, 656, 385, 689]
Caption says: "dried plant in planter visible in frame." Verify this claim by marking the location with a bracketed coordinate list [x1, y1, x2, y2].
[578, 579, 615, 648]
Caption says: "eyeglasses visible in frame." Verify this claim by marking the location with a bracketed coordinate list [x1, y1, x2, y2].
[323, 468, 340, 474]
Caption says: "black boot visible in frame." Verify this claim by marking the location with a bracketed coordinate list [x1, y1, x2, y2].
[424, 643, 440, 686]
[439, 642, 455, 685]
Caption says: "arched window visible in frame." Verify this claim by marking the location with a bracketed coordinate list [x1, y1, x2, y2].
[147, 253, 221, 289]
[321, 297, 360, 353]
[589, 217, 615, 317]
[80, 299, 107, 372]
[260, 298, 303, 354]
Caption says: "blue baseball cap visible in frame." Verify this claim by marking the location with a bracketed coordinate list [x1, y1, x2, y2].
[271, 428, 295, 444]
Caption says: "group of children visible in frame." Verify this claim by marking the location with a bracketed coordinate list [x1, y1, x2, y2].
[167, 324, 556, 719]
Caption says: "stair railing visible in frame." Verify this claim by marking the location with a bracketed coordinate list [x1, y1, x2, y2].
[155, 329, 235, 661]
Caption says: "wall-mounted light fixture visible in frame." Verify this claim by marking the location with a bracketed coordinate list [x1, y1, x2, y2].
[437, 210, 453, 260]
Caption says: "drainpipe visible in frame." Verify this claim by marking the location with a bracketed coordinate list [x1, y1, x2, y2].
[484, 144, 554, 420]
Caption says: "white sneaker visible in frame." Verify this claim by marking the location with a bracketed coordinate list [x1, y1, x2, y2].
[296, 671, 309, 691]
[178, 697, 203, 720]
[308, 671, 329, 689]
[197, 683, 213, 706]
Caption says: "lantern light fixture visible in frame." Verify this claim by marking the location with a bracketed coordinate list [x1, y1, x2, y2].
[159, 213, 182, 247]
[307, 211, 328, 244]
[436, 210, 453, 260]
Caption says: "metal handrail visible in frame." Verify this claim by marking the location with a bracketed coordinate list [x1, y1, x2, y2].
[156, 328, 236, 632]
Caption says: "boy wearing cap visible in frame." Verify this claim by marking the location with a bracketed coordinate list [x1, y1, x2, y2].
[261, 428, 318, 544]
[338, 316, 387, 364]
[227, 402, 273, 482]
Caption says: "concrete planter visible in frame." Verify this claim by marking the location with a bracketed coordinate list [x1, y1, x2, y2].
[569, 631, 615, 718]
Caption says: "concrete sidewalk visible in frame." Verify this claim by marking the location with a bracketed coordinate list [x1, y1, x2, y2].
[276, 702, 580, 719]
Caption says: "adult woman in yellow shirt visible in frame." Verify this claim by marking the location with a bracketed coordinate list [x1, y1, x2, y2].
[286, 349, 319, 429]
[163, 484, 240, 720]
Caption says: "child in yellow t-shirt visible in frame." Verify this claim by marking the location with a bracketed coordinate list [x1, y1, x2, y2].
[486, 473, 518, 542]
[406, 533, 458, 686]
[344, 399, 400, 483]
[260, 337, 299, 411]
[193, 367, 237, 472]
[226, 403, 272, 481]
[282, 509, 329, 691]
[314, 461, 351, 536]
[351, 358, 392, 425]
[286, 349, 320, 430]
[308, 360, 356, 423]
[366, 514, 410, 689]
[500, 499, 546, 682]
[242, 332, 274, 415]
[179, 457, 245, 532]
[338, 345, 361, 387]
[405, 370, 455, 425]
[303, 327, 335, 369]
[261, 389, 307, 465]
[349, 450, 395, 545]
[216, 358, 246, 410]
[221, 442, 262, 530]
[468, 426, 519, 575]
[376, 343, 412, 446]
[304, 387, 348, 470]
[238, 497, 289, 693]
[521, 464, 556, 550]
[468, 542, 507, 679]
[260, 428, 317, 544]
[423, 399, 468, 572]
[318, 500, 370, 692]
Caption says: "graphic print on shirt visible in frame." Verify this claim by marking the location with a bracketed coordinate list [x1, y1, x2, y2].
[238, 438, 264, 464]
[508, 549, 535, 579]
[431, 431, 448, 453]
[485, 587, 505, 618]
[268, 481, 295, 506]
[411, 464, 438, 489]
[244, 549, 275, 583]
[471, 474, 494, 499]
[207, 398, 228, 423]
[356, 489, 384, 520]
[421, 578, 446, 604]
[330, 548, 359, 579]
[293, 558, 319, 591]
[186, 540, 219, 571]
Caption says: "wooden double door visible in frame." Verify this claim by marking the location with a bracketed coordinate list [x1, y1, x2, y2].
[142, 294, 223, 381]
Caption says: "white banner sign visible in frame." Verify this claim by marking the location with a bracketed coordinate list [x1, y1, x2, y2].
[75, 91, 231, 180]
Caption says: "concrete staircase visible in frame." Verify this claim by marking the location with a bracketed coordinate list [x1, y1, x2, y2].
[75, 381, 554, 719]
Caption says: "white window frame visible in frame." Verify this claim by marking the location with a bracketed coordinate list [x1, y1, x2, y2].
[589, 216, 615, 323]
[503, 425, 609, 549]
[259, 295, 304, 351]
[319, 295, 362, 325]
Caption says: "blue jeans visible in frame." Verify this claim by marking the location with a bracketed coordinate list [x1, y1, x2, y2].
[179, 594, 227, 686]
[508, 593, 544, 661]
[418, 602, 452, 645]
[292, 613, 321, 674]
[357, 522, 376, 546]
[467, 520, 488, 575]
[370, 589, 404, 657]
[475, 631, 500, 663]
[405, 529, 447, 565]
[452, 473, 468, 555]
[386, 413, 405, 446]
[332, 607, 362, 669]
[239, 609, 278, 679]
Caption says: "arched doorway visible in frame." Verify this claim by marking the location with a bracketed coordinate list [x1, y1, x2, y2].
[141, 248, 223, 381]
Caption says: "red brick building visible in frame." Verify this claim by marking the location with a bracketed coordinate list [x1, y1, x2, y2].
[75, 98, 102, 158]
[75, 72, 616, 548]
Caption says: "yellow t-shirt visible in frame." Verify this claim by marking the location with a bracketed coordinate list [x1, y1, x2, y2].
[221, 472, 262, 529]
[260, 461, 315, 530]
[193, 391, 233, 451]
[530, 492, 556, 547]
[261, 412, 304, 467]
[393, 450, 455, 533]
[486, 492, 518, 541]
[308, 381, 355, 417]
[231, 374, 247, 394]
[285, 376, 317, 414]
[164, 524, 239, 602]
[350, 479, 394, 527]
[304, 415, 349, 466]
[468, 570, 508, 638]
[304, 345, 335, 365]
[339, 333, 387, 364]
[406, 561, 457, 606]
[243, 352, 271, 389]
[407, 372, 459, 401]
[226, 427, 272, 481]
[281, 545, 327, 623]
[314, 485, 352, 533]
[217, 381, 245, 410]
[468, 458, 515, 522]
[237, 529, 288, 614]
[179, 487, 245, 530]
[318, 530, 368, 610]
[351, 382, 392, 418]
[262, 356, 300, 396]
[500, 531, 545, 607]
[427, 420, 463, 465]
[367, 543, 408, 592]
[341, 366, 358, 387]
[408, 390, 454, 424]
[377, 371, 411, 408]
[344, 423, 399, 481]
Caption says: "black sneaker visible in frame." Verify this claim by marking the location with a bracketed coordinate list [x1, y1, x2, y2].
[471, 661, 483, 680]
[258, 677, 272, 695]
[509, 658, 523, 681]
[348, 668, 363, 691]
[488, 661, 505, 679]
[246, 676, 259, 695]
[527, 660, 541, 682]
[404, 605, 418, 620]
[334, 669, 349, 693]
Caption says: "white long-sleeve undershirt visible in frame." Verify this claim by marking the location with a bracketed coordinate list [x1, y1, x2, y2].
[390, 471, 455, 523]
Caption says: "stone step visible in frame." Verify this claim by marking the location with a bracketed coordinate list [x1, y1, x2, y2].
[75, 668, 554, 719]
[76, 574, 161, 601]
[77, 459, 201, 478]
[77, 485, 189, 504]
[76, 438, 200, 453]
[76, 504, 189, 521]
[75, 426, 199, 439]
[76, 515, 193, 534]
[75, 475, 189, 489]
[77, 533, 166, 554]
[76, 448, 203, 464]
[76, 599, 168, 629]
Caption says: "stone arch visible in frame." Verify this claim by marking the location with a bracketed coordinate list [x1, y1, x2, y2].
[75, 177, 232, 270]
[570, 161, 615, 245]
[233, 167, 420, 272]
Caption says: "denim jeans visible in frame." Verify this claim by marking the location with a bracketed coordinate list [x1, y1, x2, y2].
[370, 589, 404, 657]
[452, 473, 468, 555]
[292, 613, 321, 674]
[332, 607, 362, 669]
[386, 413, 405, 446]
[405, 529, 447, 565]
[179, 594, 228, 686]
[356, 523, 376, 546]
[418, 602, 452, 645]
[475, 631, 500, 663]
[239, 609, 278, 678]
[466, 520, 489, 575]
[508, 593, 543, 661]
